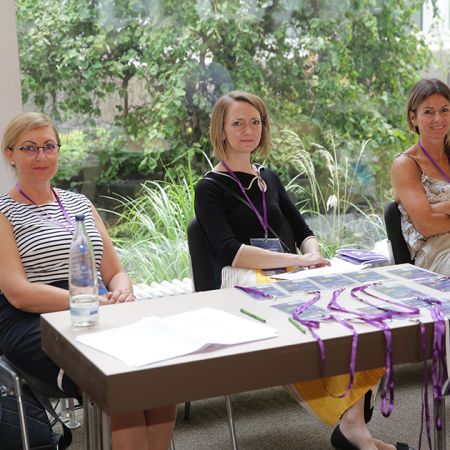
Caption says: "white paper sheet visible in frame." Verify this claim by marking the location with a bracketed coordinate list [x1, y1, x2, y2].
[75, 307, 278, 367]
[270, 257, 367, 281]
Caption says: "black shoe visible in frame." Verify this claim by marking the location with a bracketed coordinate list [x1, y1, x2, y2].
[330, 425, 415, 450]
[330, 425, 359, 450]
[364, 389, 373, 424]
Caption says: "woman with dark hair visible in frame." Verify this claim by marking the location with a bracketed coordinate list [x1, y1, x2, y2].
[196, 91, 413, 450]
[391, 78, 450, 275]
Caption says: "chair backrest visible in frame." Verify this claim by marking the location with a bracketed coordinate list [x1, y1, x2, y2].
[187, 218, 218, 292]
[383, 202, 414, 265]
[187, 216, 298, 292]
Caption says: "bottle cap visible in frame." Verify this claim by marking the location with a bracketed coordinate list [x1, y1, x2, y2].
[75, 214, 85, 222]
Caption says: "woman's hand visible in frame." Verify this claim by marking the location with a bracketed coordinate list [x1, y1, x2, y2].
[299, 252, 330, 269]
[101, 289, 136, 305]
[431, 200, 450, 215]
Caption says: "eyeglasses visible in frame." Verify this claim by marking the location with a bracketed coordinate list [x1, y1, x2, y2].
[10, 143, 61, 156]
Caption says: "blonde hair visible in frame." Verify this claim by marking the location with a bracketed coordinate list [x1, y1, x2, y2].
[209, 91, 272, 160]
[2, 112, 60, 152]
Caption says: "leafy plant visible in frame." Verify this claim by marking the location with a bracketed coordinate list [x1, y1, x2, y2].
[53, 126, 154, 188]
[276, 129, 386, 258]
[17, 0, 431, 192]
[106, 156, 201, 284]
[53, 130, 89, 185]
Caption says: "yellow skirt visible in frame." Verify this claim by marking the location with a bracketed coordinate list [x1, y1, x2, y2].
[256, 270, 386, 425]
[288, 368, 385, 425]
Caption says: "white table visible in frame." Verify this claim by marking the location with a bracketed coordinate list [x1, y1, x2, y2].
[41, 264, 446, 449]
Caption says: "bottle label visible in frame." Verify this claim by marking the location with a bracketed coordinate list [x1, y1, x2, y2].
[70, 294, 99, 327]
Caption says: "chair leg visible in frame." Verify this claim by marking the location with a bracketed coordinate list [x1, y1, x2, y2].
[170, 436, 176, 450]
[13, 374, 31, 450]
[183, 401, 191, 420]
[60, 397, 81, 429]
[224, 395, 238, 450]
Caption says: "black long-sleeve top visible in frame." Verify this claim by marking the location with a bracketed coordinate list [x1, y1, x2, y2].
[194, 166, 315, 284]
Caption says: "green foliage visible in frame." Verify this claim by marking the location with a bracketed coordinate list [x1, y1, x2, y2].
[275, 129, 386, 258]
[15, 0, 433, 277]
[16, 0, 431, 191]
[53, 127, 152, 188]
[54, 130, 88, 184]
[106, 160, 200, 284]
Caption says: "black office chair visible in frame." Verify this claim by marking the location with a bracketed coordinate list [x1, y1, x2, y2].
[187, 215, 296, 292]
[0, 354, 79, 450]
[186, 216, 298, 449]
[186, 218, 238, 448]
[383, 202, 414, 265]
[187, 218, 218, 292]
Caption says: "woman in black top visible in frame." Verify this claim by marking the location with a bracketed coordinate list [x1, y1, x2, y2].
[195, 92, 328, 288]
[195, 92, 412, 450]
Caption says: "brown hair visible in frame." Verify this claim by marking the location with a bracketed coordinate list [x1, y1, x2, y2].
[407, 78, 450, 153]
[2, 112, 60, 153]
[209, 91, 272, 160]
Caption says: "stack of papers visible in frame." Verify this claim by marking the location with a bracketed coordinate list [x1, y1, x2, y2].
[272, 257, 364, 281]
[76, 308, 278, 367]
[336, 249, 389, 266]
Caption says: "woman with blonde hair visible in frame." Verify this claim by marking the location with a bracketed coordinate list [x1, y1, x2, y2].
[195, 91, 413, 450]
[0, 112, 176, 450]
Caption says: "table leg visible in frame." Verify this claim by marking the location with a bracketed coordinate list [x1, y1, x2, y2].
[433, 396, 446, 450]
[225, 395, 238, 450]
[83, 393, 102, 450]
[101, 409, 112, 450]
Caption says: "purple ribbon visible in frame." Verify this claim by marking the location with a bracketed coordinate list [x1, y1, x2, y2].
[347, 284, 424, 417]
[418, 141, 450, 183]
[329, 286, 396, 411]
[16, 182, 75, 234]
[291, 281, 448, 437]
[419, 320, 432, 450]
[220, 161, 269, 238]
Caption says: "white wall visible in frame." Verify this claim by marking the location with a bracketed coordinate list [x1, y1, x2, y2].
[0, 0, 22, 193]
[423, 0, 450, 50]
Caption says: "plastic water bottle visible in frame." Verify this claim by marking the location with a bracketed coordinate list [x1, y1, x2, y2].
[69, 214, 99, 327]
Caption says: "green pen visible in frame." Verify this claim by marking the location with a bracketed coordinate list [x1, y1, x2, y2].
[289, 317, 306, 334]
[240, 308, 266, 323]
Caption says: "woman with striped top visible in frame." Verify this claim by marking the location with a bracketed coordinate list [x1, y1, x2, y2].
[0, 112, 176, 450]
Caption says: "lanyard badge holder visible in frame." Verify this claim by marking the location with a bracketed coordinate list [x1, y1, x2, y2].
[220, 162, 285, 274]
[204, 171, 291, 254]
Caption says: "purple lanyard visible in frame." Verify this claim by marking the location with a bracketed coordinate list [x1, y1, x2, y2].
[220, 161, 269, 238]
[291, 290, 359, 399]
[16, 182, 75, 234]
[350, 286, 448, 441]
[348, 284, 422, 418]
[417, 298, 447, 450]
[293, 283, 447, 436]
[350, 284, 420, 317]
[329, 284, 417, 417]
[418, 141, 450, 183]
[291, 292, 329, 389]
[345, 287, 396, 417]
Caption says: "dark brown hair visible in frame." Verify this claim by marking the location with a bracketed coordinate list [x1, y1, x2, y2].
[407, 78, 450, 153]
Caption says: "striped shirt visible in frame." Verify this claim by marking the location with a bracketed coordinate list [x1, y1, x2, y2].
[0, 189, 103, 284]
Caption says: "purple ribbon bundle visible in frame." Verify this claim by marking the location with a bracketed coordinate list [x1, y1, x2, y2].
[291, 283, 448, 449]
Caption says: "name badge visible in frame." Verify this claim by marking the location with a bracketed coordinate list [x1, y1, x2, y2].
[250, 238, 284, 253]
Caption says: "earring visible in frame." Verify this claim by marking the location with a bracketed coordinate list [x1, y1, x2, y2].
[11, 162, 15, 166]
